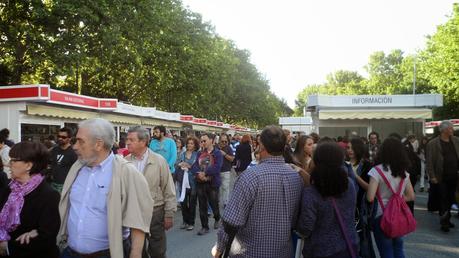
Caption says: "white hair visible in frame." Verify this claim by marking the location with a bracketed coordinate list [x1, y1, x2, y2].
[439, 120, 453, 133]
[78, 118, 115, 150]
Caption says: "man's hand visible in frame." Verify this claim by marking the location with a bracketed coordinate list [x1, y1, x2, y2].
[164, 217, 173, 230]
[211, 244, 221, 258]
[430, 178, 438, 184]
[197, 172, 206, 181]
[16, 229, 38, 244]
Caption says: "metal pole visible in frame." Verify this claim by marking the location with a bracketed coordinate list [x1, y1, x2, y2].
[413, 55, 416, 95]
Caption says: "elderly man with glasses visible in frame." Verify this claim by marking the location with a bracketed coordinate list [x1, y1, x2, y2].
[57, 118, 153, 258]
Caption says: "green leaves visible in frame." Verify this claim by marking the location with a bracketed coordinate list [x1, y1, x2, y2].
[0, 0, 288, 128]
[294, 3, 459, 120]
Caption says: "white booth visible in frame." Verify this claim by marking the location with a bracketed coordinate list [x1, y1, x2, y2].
[278, 116, 314, 135]
[307, 94, 443, 139]
[0, 85, 246, 143]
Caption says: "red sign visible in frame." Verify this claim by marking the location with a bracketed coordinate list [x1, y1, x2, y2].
[0, 85, 117, 110]
[0, 85, 49, 100]
[193, 118, 207, 124]
[99, 99, 118, 109]
[425, 121, 441, 127]
[49, 90, 99, 108]
[450, 119, 459, 125]
[48, 90, 117, 110]
[207, 120, 217, 126]
[180, 115, 194, 121]
[216, 122, 224, 127]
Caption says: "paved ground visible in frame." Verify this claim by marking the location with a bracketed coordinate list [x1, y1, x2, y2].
[166, 187, 459, 258]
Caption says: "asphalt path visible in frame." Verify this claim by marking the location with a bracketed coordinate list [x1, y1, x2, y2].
[166, 186, 459, 258]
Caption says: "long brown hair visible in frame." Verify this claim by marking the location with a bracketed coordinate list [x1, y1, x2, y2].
[293, 135, 312, 169]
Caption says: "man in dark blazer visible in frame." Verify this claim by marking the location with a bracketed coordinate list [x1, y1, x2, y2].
[426, 120, 459, 232]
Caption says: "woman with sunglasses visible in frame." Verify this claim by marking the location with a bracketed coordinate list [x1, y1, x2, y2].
[0, 142, 60, 257]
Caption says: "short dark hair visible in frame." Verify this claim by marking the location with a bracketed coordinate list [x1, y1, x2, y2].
[153, 125, 166, 135]
[59, 127, 74, 138]
[260, 125, 286, 156]
[0, 128, 9, 138]
[311, 142, 348, 197]
[0, 135, 5, 144]
[318, 136, 334, 144]
[201, 133, 215, 141]
[350, 137, 367, 164]
[388, 132, 402, 141]
[368, 131, 379, 139]
[376, 137, 409, 178]
[9, 141, 50, 175]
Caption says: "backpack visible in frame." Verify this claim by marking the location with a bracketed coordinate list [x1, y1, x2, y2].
[375, 166, 416, 238]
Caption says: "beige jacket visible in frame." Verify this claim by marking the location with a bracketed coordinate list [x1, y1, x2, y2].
[126, 149, 177, 218]
[57, 155, 154, 258]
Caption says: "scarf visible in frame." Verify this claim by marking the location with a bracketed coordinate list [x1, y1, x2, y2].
[0, 174, 44, 241]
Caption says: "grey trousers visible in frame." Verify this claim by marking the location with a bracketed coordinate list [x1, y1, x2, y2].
[144, 206, 166, 258]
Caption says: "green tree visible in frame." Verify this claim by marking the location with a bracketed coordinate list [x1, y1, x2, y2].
[419, 3, 459, 119]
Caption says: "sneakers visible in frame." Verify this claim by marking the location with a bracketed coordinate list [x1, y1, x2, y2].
[186, 224, 194, 231]
[197, 228, 209, 235]
[214, 220, 221, 229]
[180, 223, 188, 229]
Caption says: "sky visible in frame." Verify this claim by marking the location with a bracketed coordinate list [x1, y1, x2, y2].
[181, 0, 457, 108]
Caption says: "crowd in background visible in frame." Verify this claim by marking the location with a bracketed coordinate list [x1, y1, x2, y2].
[0, 120, 457, 258]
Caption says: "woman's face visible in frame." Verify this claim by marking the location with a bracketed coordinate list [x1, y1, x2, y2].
[9, 158, 33, 181]
[186, 140, 195, 151]
[347, 142, 355, 159]
[304, 138, 314, 156]
[176, 140, 182, 149]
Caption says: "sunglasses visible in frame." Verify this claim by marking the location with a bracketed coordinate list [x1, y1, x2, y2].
[220, 141, 228, 143]
[201, 140, 207, 143]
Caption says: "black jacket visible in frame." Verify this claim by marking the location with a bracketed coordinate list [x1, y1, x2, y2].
[0, 180, 60, 258]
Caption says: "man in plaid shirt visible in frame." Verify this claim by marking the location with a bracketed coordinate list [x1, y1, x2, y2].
[213, 125, 304, 258]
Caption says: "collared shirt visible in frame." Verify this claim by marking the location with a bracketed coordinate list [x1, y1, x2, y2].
[131, 149, 149, 173]
[67, 153, 114, 254]
[216, 156, 303, 258]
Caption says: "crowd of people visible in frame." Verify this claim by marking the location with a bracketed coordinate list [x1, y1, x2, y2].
[0, 119, 457, 258]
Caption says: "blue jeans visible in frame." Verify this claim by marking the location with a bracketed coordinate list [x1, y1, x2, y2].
[372, 216, 405, 258]
[60, 247, 110, 258]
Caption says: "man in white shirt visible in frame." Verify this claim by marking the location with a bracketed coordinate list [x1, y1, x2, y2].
[58, 118, 153, 258]
[125, 126, 176, 258]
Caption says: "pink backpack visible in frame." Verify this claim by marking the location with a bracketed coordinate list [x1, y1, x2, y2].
[375, 166, 416, 238]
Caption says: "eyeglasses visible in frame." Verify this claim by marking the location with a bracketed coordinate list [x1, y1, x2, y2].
[201, 140, 207, 143]
[9, 158, 23, 163]
[57, 135, 69, 139]
[220, 141, 228, 143]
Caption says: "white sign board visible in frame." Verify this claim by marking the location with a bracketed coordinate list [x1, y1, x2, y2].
[307, 94, 443, 108]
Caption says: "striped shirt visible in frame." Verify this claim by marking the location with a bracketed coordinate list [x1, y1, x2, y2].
[216, 156, 303, 258]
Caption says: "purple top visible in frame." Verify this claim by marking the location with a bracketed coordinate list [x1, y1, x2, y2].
[297, 181, 358, 258]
